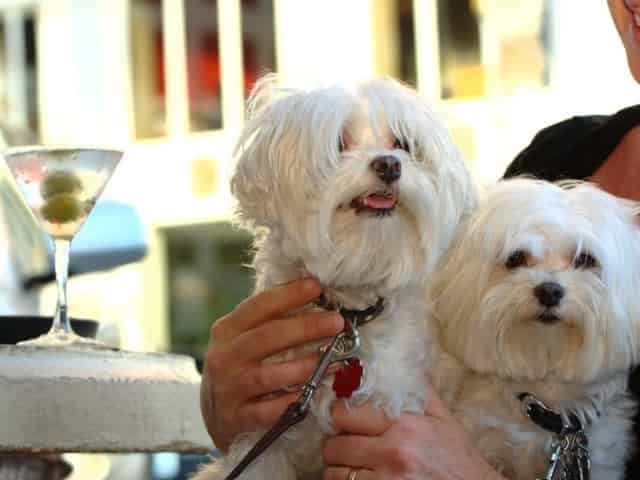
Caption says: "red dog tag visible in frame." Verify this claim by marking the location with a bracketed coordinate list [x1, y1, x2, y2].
[332, 358, 364, 398]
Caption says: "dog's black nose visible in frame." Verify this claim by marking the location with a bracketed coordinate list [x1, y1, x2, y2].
[533, 282, 565, 308]
[371, 156, 401, 184]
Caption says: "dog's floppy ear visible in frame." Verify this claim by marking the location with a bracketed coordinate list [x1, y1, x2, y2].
[230, 75, 299, 232]
[432, 136, 478, 255]
[244, 73, 280, 120]
[410, 97, 478, 262]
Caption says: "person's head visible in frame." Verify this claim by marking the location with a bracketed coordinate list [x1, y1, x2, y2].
[609, 0, 640, 82]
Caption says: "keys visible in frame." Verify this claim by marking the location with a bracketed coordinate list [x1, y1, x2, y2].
[223, 319, 361, 480]
[543, 430, 590, 480]
[540, 428, 590, 480]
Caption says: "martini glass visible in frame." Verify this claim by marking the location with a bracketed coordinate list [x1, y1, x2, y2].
[3, 146, 122, 349]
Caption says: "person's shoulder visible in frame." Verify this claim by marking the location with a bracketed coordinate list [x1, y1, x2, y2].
[503, 115, 608, 181]
[504, 105, 640, 181]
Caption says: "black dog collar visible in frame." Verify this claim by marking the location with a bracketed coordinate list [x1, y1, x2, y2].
[315, 293, 385, 329]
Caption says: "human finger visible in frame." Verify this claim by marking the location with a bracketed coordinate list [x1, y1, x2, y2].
[233, 390, 302, 432]
[223, 310, 343, 364]
[331, 402, 393, 436]
[226, 356, 344, 435]
[323, 435, 383, 469]
[233, 354, 325, 400]
[215, 279, 322, 340]
[323, 466, 377, 480]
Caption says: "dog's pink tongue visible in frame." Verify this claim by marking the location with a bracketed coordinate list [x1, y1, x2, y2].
[363, 194, 397, 209]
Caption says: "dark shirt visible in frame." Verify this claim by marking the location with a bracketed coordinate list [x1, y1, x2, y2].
[503, 105, 640, 479]
[504, 104, 640, 181]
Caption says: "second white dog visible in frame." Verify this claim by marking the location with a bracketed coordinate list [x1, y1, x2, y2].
[433, 178, 640, 479]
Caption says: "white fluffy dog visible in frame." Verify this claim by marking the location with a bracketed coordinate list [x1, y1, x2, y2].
[432, 178, 640, 479]
[193, 75, 476, 480]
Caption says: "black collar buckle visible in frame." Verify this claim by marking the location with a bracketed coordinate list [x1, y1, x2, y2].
[518, 392, 592, 480]
[518, 392, 584, 435]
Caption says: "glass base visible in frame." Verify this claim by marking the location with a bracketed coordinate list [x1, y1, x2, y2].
[17, 330, 117, 351]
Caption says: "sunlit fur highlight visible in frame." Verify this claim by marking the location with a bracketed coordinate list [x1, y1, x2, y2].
[193, 75, 476, 480]
[432, 178, 640, 479]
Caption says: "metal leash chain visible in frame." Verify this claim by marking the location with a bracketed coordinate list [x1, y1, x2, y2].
[222, 296, 385, 480]
[519, 393, 591, 480]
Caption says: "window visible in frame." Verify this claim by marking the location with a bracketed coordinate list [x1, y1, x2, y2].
[0, 10, 40, 145]
[241, 0, 277, 96]
[374, 0, 552, 100]
[396, 0, 416, 86]
[130, 0, 167, 139]
[166, 222, 253, 360]
[185, 0, 222, 132]
[23, 13, 37, 138]
[437, 0, 482, 99]
[373, 0, 417, 86]
[438, 0, 552, 99]
[130, 0, 276, 138]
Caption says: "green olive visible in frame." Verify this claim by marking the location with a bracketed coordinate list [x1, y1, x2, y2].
[41, 194, 82, 223]
[41, 171, 82, 199]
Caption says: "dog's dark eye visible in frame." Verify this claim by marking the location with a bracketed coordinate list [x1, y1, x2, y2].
[505, 250, 528, 269]
[393, 137, 410, 153]
[338, 137, 345, 153]
[574, 251, 598, 269]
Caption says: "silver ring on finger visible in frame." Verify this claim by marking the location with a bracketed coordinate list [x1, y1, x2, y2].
[347, 469, 359, 480]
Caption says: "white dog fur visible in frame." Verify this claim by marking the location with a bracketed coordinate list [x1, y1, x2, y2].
[432, 178, 640, 479]
[193, 75, 476, 480]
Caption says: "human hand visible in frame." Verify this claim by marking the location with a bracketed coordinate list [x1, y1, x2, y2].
[322, 381, 505, 480]
[200, 278, 344, 451]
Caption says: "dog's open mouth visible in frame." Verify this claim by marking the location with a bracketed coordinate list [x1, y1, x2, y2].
[350, 191, 398, 216]
[537, 310, 561, 324]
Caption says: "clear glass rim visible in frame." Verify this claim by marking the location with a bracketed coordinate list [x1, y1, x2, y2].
[2, 145, 125, 157]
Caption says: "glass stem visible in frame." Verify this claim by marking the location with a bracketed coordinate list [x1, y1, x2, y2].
[51, 238, 71, 334]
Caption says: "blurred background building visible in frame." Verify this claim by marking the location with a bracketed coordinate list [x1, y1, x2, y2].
[0, 0, 636, 478]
